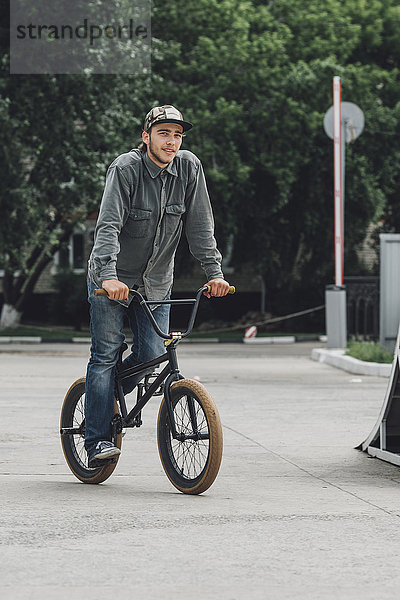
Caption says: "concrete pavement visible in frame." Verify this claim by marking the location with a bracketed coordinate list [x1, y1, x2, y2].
[1, 341, 400, 599]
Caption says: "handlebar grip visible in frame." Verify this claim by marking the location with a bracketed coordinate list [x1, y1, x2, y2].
[94, 289, 108, 296]
[206, 285, 236, 294]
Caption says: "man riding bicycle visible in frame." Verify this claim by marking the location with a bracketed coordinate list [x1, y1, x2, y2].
[85, 104, 230, 467]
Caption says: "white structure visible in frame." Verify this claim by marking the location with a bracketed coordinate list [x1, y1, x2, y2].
[359, 318, 400, 466]
[379, 233, 400, 352]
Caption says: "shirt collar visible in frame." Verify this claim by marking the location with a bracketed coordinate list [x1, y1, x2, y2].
[143, 152, 178, 178]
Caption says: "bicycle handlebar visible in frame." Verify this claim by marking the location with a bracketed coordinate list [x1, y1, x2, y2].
[93, 285, 235, 298]
[93, 285, 236, 340]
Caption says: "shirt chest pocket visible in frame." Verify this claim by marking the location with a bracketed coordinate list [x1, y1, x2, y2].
[124, 207, 152, 238]
[164, 203, 186, 235]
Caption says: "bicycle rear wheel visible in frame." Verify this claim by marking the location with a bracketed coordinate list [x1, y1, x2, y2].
[60, 377, 122, 484]
[157, 379, 223, 495]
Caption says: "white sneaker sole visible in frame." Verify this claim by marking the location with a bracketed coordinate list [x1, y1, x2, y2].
[94, 447, 121, 460]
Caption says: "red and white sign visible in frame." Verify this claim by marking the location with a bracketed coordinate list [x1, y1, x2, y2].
[244, 326, 257, 339]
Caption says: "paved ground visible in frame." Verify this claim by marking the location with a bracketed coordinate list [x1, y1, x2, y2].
[1, 341, 400, 599]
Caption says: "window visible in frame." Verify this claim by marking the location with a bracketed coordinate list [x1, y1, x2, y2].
[52, 227, 90, 274]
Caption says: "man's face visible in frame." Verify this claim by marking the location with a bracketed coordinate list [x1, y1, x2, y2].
[142, 122, 184, 168]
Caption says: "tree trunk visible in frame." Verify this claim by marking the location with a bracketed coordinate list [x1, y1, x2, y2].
[1, 222, 76, 328]
[0, 303, 22, 329]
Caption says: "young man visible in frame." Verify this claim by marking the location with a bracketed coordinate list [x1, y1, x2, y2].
[85, 104, 230, 467]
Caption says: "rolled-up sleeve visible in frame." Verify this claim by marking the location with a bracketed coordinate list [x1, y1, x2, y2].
[90, 166, 131, 282]
[184, 162, 224, 281]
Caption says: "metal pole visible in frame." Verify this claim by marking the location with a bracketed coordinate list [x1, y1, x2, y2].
[326, 76, 347, 348]
[333, 76, 343, 286]
[341, 117, 346, 242]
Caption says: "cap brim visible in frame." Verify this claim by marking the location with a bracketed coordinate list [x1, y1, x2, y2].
[147, 118, 193, 132]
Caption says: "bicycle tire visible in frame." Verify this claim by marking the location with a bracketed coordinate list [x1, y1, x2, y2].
[60, 377, 122, 484]
[157, 379, 223, 495]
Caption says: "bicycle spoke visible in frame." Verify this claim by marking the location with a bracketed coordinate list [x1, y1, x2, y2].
[68, 392, 94, 470]
[166, 393, 210, 480]
[61, 379, 121, 484]
[157, 380, 223, 494]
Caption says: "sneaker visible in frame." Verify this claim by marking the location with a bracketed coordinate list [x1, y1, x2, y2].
[88, 441, 121, 467]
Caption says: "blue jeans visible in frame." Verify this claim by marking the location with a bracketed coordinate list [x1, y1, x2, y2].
[84, 279, 170, 458]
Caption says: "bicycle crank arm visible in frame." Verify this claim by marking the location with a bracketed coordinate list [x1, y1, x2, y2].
[60, 427, 84, 436]
[175, 432, 210, 441]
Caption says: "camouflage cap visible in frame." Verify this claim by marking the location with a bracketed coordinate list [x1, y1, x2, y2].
[144, 105, 193, 132]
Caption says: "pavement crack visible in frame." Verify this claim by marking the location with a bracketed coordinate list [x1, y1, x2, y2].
[223, 424, 398, 518]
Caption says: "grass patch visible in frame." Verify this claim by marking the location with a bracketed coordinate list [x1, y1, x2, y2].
[0, 325, 90, 338]
[346, 341, 393, 364]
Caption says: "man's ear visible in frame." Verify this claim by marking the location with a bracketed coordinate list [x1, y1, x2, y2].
[142, 130, 150, 144]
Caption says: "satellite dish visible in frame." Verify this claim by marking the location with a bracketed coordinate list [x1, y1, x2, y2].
[323, 102, 365, 142]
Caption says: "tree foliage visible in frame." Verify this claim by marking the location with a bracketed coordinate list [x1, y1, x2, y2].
[0, 74, 126, 317]
[152, 0, 400, 311]
[0, 61, 152, 323]
[1, 0, 400, 324]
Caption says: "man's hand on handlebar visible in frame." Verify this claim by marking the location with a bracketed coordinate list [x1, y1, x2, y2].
[204, 278, 231, 299]
[102, 279, 129, 301]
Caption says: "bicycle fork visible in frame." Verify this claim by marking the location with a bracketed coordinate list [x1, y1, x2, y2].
[163, 343, 207, 442]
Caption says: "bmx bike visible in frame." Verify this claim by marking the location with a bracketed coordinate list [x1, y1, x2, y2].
[60, 284, 235, 495]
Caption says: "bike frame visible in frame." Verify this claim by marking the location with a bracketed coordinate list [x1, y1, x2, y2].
[110, 286, 209, 441]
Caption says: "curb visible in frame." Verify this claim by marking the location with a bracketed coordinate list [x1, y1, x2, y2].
[244, 335, 295, 344]
[0, 336, 92, 344]
[311, 348, 392, 378]
[0, 335, 325, 345]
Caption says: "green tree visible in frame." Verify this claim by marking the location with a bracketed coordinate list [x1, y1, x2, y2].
[2, 0, 400, 327]
[152, 0, 400, 312]
[0, 72, 148, 327]
[0, 0, 150, 328]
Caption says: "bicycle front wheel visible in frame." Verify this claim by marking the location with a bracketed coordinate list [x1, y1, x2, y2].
[157, 379, 223, 495]
[60, 377, 122, 484]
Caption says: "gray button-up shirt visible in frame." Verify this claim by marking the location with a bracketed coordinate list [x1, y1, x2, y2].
[88, 149, 224, 302]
